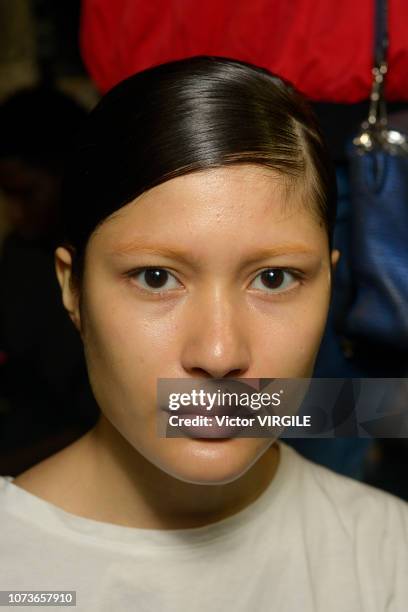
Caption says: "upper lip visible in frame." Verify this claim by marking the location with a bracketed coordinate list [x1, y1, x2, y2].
[161, 403, 254, 418]
[159, 378, 265, 418]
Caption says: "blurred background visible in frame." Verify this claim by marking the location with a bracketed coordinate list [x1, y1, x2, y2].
[0, 0, 99, 476]
[0, 0, 407, 497]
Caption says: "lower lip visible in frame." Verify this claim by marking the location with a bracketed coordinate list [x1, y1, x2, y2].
[164, 412, 251, 439]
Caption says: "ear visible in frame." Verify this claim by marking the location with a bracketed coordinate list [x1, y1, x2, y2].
[54, 246, 82, 332]
[330, 248, 340, 271]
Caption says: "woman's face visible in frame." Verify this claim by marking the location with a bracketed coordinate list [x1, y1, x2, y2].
[56, 165, 337, 485]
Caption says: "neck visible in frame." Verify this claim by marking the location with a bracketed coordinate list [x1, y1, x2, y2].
[16, 414, 280, 530]
[80, 416, 280, 529]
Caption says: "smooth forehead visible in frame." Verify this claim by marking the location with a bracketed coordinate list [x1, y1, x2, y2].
[89, 164, 324, 251]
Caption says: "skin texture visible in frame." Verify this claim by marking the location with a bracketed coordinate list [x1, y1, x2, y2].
[14, 164, 339, 529]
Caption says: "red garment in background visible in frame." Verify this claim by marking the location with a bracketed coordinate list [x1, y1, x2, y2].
[80, 0, 408, 102]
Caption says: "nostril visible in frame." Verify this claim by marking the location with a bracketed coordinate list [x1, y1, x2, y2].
[227, 369, 246, 378]
[187, 367, 247, 380]
[187, 368, 213, 379]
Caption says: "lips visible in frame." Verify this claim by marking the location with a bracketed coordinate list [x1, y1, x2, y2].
[161, 401, 254, 419]
[158, 377, 274, 437]
[166, 413, 251, 439]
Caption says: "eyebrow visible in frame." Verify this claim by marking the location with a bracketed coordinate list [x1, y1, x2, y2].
[110, 241, 320, 264]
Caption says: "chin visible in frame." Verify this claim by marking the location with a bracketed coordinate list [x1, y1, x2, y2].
[159, 437, 271, 485]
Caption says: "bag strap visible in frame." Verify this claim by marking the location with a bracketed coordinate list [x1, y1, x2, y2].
[374, 0, 388, 67]
[354, 0, 390, 148]
[368, 0, 388, 128]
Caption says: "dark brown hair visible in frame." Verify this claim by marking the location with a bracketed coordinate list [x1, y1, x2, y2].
[60, 56, 336, 285]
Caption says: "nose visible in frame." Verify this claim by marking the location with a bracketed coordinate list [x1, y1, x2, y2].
[180, 289, 251, 379]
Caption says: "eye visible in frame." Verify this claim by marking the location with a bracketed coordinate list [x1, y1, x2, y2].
[249, 268, 300, 293]
[129, 267, 181, 292]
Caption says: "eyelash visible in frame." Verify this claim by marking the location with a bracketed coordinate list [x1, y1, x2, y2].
[125, 266, 305, 297]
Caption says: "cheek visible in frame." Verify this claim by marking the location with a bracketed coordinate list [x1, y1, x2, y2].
[283, 289, 330, 371]
[80, 286, 181, 417]
[251, 286, 330, 375]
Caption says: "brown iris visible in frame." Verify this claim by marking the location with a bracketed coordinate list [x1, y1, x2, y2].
[259, 269, 284, 289]
[144, 269, 169, 288]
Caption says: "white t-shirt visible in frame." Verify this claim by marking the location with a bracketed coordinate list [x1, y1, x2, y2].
[1, 441, 408, 612]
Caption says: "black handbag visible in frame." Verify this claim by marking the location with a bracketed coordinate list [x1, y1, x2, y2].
[340, 0, 408, 354]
